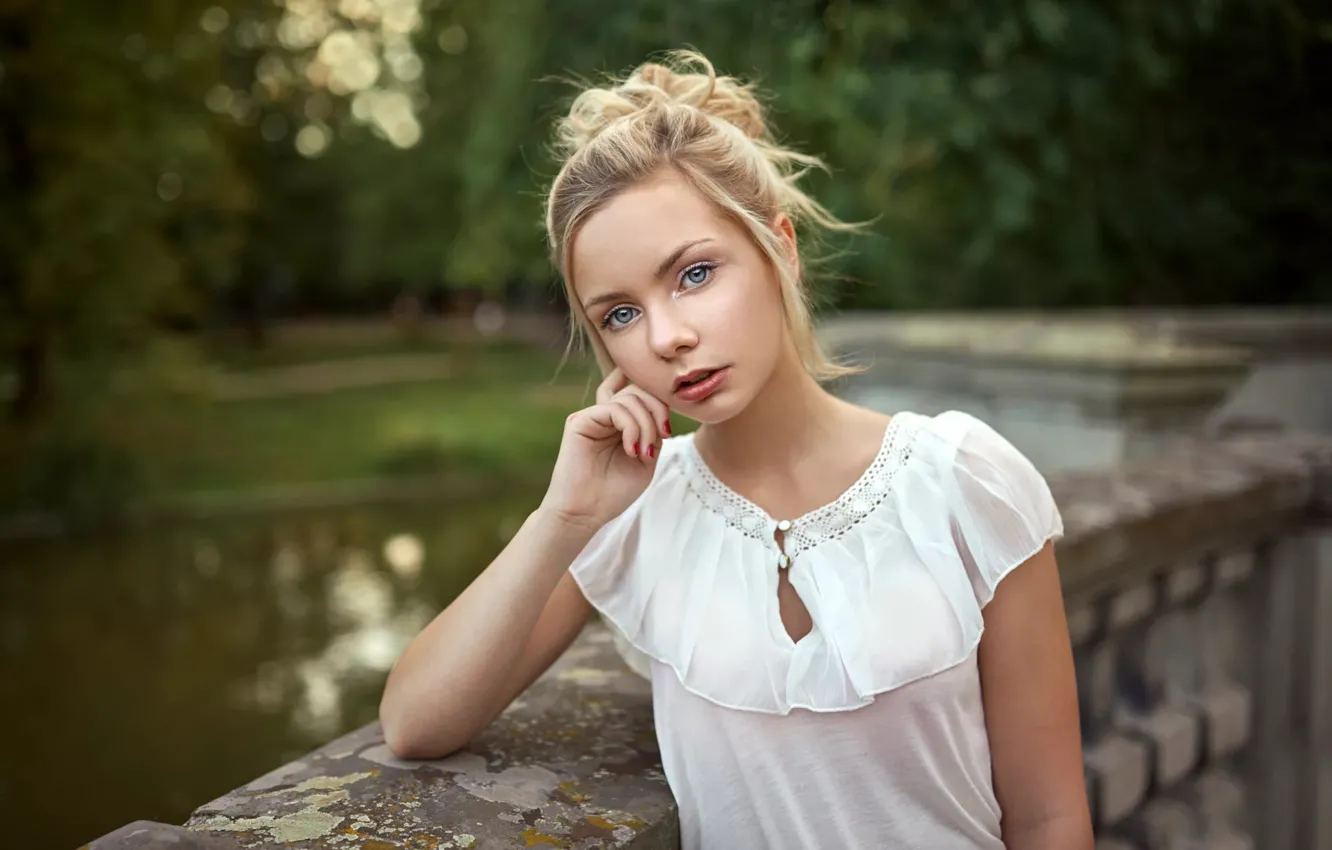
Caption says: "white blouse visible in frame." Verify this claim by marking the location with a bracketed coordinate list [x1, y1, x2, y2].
[569, 410, 1064, 850]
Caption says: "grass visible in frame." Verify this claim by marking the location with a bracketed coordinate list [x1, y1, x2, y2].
[200, 317, 567, 371]
[0, 339, 631, 517]
[1, 331, 705, 519]
[207, 334, 523, 372]
[160, 378, 584, 492]
[144, 346, 602, 494]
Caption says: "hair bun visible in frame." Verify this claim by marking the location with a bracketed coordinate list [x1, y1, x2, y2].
[556, 50, 769, 155]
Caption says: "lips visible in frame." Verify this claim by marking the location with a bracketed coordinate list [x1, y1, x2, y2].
[673, 366, 729, 403]
[673, 368, 719, 392]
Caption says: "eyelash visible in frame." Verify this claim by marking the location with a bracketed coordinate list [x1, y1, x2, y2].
[598, 261, 720, 331]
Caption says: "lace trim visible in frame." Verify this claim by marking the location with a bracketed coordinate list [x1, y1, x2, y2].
[684, 415, 919, 560]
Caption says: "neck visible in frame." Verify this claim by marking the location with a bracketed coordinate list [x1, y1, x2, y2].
[697, 343, 848, 473]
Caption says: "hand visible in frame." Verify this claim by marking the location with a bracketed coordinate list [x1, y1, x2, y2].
[539, 367, 672, 533]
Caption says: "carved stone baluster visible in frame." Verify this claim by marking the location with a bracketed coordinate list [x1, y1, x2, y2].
[1083, 581, 1156, 830]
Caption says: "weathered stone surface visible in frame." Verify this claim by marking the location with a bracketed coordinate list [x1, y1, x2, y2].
[1051, 431, 1332, 605]
[818, 313, 1252, 369]
[86, 821, 239, 849]
[184, 627, 675, 849]
[1120, 706, 1200, 788]
[818, 309, 1332, 361]
[1067, 604, 1100, 647]
[1202, 833, 1255, 850]
[1191, 683, 1253, 761]
[1084, 734, 1151, 827]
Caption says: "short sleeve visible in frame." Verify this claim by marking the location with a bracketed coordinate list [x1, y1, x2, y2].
[937, 413, 1063, 609]
[568, 498, 655, 680]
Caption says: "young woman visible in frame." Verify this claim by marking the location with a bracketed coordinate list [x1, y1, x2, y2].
[380, 51, 1093, 849]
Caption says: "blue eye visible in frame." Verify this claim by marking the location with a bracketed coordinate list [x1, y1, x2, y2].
[600, 305, 639, 331]
[681, 262, 716, 288]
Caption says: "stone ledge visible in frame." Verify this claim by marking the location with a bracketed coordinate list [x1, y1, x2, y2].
[818, 313, 1252, 370]
[86, 821, 241, 849]
[818, 309, 1332, 360]
[1050, 431, 1332, 605]
[184, 626, 673, 850]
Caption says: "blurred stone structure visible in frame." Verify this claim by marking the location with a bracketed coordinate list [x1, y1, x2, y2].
[822, 310, 1332, 475]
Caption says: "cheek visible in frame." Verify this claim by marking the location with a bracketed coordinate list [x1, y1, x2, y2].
[600, 331, 662, 389]
[711, 268, 784, 344]
[601, 333, 646, 370]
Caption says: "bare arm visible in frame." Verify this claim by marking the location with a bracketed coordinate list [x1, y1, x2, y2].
[980, 542, 1094, 850]
[379, 509, 596, 759]
[379, 368, 671, 760]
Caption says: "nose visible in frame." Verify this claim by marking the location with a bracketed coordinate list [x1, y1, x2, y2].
[646, 304, 698, 360]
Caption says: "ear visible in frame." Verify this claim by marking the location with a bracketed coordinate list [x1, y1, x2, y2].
[772, 213, 799, 277]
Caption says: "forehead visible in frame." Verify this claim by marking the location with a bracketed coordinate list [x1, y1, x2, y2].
[570, 171, 730, 292]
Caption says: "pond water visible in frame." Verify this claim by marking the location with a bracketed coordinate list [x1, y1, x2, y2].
[0, 492, 540, 850]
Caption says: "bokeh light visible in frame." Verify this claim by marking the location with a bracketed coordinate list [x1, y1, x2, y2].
[156, 173, 183, 202]
[261, 0, 428, 151]
[437, 24, 467, 55]
[295, 124, 330, 157]
[199, 7, 230, 35]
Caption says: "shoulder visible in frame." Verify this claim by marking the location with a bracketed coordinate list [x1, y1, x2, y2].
[904, 410, 1032, 475]
[904, 410, 1063, 605]
[914, 408, 1007, 451]
[906, 409, 1055, 518]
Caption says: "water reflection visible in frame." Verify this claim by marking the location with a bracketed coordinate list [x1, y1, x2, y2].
[237, 540, 435, 740]
[384, 532, 424, 579]
[0, 493, 538, 850]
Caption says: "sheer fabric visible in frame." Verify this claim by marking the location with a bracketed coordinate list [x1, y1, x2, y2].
[569, 410, 1063, 849]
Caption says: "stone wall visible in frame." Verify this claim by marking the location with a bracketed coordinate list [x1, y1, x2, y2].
[817, 310, 1332, 472]
[88, 431, 1332, 850]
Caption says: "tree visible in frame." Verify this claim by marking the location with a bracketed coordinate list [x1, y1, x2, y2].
[321, 0, 1332, 311]
[0, 0, 251, 425]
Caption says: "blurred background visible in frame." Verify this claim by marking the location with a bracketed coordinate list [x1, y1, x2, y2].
[1, 1, 1330, 847]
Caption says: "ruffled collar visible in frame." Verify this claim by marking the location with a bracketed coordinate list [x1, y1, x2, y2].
[679, 414, 919, 561]
[569, 410, 1004, 714]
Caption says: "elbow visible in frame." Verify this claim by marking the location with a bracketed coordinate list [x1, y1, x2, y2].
[378, 698, 465, 761]
[383, 727, 450, 761]
[379, 716, 418, 760]
[381, 713, 452, 760]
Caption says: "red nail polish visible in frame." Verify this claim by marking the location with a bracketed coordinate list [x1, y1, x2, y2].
[648, 444, 656, 458]
[664, 420, 672, 436]
[633, 443, 640, 456]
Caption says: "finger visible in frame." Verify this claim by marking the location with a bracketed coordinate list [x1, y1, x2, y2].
[605, 400, 642, 459]
[619, 385, 672, 437]
[596, 367, 630, 405]
[573, 401, 635, 446]
[616, 393, 660, 460]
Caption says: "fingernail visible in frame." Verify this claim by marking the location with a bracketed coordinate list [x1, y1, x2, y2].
[648, 444, 656, 458]
[633, 443, 640, 457]
[663, 420, 672, 435]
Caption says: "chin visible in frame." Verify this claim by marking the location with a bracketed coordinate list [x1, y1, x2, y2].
[674, 387, 751, 426]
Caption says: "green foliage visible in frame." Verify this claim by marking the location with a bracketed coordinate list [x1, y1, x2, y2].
[7, 428, 150, 521]
[376, 436, 453, 477]
[2, 0, 1329, 451]
[321, 0, 1331, 309]
[0, 0, 251, 420]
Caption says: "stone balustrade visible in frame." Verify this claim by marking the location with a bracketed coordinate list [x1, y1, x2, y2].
[88, 431, 1332, 850]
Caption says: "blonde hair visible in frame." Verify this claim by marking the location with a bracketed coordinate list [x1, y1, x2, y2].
[544, 50, 861, 381]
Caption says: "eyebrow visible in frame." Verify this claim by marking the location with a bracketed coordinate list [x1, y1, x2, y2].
[654, 238, 712, 279]
[580, 238, 715, 311]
